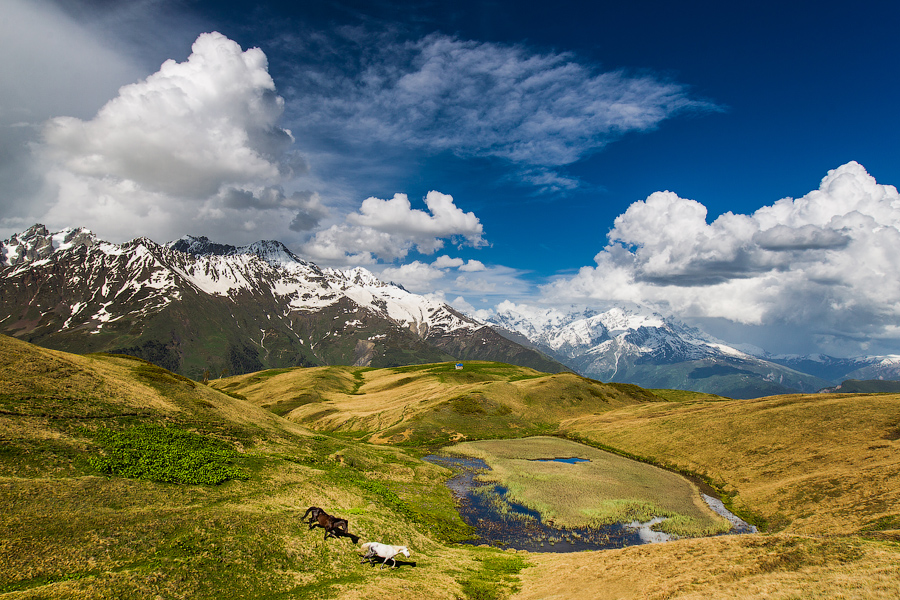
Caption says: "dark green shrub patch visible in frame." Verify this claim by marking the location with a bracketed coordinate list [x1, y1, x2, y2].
[90, 424, 249, 485]
[460, 552, 527, 600]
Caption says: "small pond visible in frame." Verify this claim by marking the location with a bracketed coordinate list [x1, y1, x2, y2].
[530, 457, 590, 464]
[424, 454, 755, 552]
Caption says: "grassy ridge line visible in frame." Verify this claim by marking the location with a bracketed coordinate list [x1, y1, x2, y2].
[212, 361, 664, 448]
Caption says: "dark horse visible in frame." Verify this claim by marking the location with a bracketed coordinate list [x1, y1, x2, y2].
[302, 506, 359, 543]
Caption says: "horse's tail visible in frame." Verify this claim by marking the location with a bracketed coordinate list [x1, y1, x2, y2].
[359, 542, 372, 552]
[302, 506, 317, 521]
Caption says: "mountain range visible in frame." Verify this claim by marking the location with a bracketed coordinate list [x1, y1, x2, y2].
[486, 305, 900, 398]
[2, 224, 898, 397]
[0, 224, 564, 379]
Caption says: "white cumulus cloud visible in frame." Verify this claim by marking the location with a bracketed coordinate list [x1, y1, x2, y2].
[43, 31, 293, 198]
[459, 259, 486, 272]
[380, 261, 446, 291]
[302, 190, 485, 264]
[22, 31, 309, 244]
[543, 162, 900, 349]
[433, 255, 464, 269]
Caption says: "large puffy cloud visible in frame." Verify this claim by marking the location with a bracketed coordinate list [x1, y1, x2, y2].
[43, 31, 293, 197]
[302, 191, 485, 263]
[543, 162, 900, 350]
[23, 32, 309, 243]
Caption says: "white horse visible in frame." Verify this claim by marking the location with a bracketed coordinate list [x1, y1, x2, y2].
[359, 542, 411, 569]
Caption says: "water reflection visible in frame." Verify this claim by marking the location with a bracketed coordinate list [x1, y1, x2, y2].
[425, 454, 669, 552]
[702, 494, 758, 533]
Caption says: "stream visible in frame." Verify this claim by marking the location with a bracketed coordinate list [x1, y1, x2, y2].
[424, 454, 756, 552]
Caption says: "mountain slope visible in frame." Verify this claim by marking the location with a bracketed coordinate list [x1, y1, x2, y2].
[0, 225, 565, 378]
[488, 305, 831, 398]
[763, 353, 900, 384]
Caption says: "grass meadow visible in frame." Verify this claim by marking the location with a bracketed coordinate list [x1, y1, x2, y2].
[2, 336, 899, 599]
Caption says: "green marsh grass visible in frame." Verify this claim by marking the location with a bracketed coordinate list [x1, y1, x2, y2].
[447, 436, 730, 537]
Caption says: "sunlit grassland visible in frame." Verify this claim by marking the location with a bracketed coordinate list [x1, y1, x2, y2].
[559, 393, 900, 536]
[515, 534, 900, 600]
[5, 332, 900, 600]
[0, 335, 525, 599]
[647, 388, 730, 402]
[211, 361, 662, 447]
[446, 437, 730, 537]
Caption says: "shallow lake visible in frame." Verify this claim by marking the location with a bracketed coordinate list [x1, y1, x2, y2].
[424, 452, 755, 552]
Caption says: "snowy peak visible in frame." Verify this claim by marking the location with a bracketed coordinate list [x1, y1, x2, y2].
[1, 224, 97, 266]
[326, 266, 391, 289]
[167, 235, 309, 268]
[489, 303, 727, 360]
[167, 235, 237, 257]
[0, 224, 564, 379]
[485, 303, 835, 398]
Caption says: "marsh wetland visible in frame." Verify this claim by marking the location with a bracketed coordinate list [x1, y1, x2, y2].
[427, 436, 755, 552]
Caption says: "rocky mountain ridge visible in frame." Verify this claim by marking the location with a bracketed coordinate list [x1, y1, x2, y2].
[0, 225, 564, 378]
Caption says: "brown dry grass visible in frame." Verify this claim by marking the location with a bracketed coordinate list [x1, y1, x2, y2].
[560, 393, 900, 535]
[5, 336, 900, 599]
[212, 362, 660, 444]
[513, 534, 900, 600]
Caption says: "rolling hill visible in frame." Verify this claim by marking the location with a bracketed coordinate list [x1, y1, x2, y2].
[210, 361, 660, 446]
[2, 334, 899, 599]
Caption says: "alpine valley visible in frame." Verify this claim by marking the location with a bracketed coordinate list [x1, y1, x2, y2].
[2, 224, 898, 398]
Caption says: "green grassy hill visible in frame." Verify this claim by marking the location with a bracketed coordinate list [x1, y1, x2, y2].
[210, 361, 661, 447]
[828, 379, 900, 393]
[0, 335, 516, 599]
[3, 335, 899, 599]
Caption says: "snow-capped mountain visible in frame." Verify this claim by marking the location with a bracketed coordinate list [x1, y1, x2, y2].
[757, 353, 900, 384]
[487, 304, 837, 398]
[0, 225, 564, 379]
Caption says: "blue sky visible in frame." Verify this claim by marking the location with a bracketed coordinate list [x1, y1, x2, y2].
[2, 0, 899, 356]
